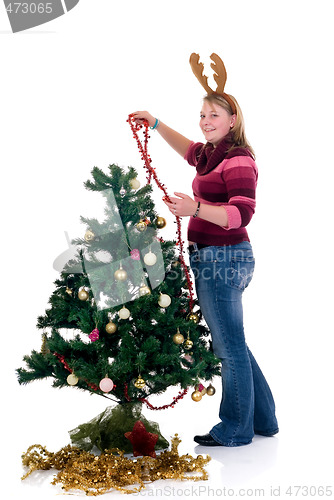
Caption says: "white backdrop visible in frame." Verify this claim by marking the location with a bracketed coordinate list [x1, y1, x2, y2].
[1, 1, 333, 498]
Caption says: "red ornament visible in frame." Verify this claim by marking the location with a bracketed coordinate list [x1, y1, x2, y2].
[124, 420, 158, 457]
[88, 328, 99, 342]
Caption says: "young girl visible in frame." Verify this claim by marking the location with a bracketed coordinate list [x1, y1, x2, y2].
[131, 86, 278, 447]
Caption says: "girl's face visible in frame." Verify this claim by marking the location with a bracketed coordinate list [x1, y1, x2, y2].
[199, 101, 236, 147]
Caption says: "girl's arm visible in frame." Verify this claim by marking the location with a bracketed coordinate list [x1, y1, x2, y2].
[131, 111, 192, 157]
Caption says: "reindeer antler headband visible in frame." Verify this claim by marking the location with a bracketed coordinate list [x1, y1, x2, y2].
[189, 53, 237, 115]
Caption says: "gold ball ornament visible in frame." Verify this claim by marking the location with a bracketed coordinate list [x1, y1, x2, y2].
[206, 384, 216, 396]
[130, 178, 141, 190]
[114, 266, 127, 281]
[183, 338, 194, 350]
[173, 332, 185, 345]
[78, 289, 89, 301]
[84, 229, 95, 242]
[158, 293, 171, 308]
[143, 251, 157, 266]
[134, 376, 146, 389]
[118, 306, 130, 320]
[67, 373, 79, 386]
[139, 285, 151, 296]
[105, 322, 117, 334]
[191, 390, 202, 402]
[136, 220, 147, 232]
[188, 312, 200, 323]
[156, 216, 166, 229]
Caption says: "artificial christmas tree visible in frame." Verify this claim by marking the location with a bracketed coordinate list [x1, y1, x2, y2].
[17, 162, 220, 454]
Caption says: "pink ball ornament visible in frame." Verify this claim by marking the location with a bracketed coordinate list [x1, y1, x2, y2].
[99, 377, 114, 393]
[131, 249, 140, 260]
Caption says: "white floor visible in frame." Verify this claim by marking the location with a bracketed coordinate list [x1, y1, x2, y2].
[6, 363, 334, 499]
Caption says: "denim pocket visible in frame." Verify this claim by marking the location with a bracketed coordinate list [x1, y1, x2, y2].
[229, 256, 255, 291]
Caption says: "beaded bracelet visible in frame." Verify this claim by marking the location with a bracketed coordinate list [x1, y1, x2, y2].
[150, 118, 160, 130]
[193, 201, 201, 218]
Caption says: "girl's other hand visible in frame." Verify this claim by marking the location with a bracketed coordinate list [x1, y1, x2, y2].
[163, 192, 197, 217]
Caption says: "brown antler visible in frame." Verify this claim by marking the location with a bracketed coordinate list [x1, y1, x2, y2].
[189, 53, 213, 94]
[210, 53, 227, 94]
[189, 52, 237, 114]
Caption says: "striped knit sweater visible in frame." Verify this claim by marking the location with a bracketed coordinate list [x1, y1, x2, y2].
[185, 138, 258, 246]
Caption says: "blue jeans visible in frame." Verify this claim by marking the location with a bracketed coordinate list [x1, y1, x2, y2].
[189, 242, 278, 446]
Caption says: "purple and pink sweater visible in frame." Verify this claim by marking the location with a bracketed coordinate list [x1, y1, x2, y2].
[185, 134, 258, 246]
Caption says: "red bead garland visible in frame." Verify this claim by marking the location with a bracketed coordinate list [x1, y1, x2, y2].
[139, 388, 188, 411]
[124, 383, 188, 410]
[127, 114, 195, 311]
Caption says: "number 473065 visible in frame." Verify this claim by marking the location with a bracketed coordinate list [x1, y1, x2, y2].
[6, 3, 53, 14]
[286, 486, 333, 496]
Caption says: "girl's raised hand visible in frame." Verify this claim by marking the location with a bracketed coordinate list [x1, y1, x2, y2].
[131, 111, 156, 128]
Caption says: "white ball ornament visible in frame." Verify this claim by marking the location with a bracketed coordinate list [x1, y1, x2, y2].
[158, 293, 171, 308]
[130, 178, 141, 190]
[143, 251, 157, 266]
[118, 306, 130, 319]
[67, 373, 79, 386]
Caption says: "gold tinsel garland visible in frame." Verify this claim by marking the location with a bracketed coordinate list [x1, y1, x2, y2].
[21, 435, 211, 496]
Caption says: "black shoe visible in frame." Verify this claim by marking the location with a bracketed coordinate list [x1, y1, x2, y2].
[194, 433, 222, 446]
